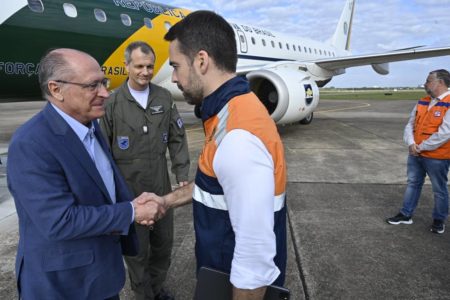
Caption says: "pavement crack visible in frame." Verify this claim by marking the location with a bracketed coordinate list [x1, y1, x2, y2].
[287, 208, 310, 300]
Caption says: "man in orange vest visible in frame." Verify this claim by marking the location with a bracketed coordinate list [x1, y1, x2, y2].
[387, 69, 450, 234]
[138, 10, 288, 300]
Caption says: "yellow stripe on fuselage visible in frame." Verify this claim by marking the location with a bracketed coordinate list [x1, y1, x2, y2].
[102, 8, 190, 90]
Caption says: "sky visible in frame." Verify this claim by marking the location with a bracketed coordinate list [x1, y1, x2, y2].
[169, 0, 450, 88]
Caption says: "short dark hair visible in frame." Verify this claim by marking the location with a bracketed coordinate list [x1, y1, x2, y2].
[430, 69, 450, 87]
[125, 41, 156, 64]
[164, 10, 237, 73]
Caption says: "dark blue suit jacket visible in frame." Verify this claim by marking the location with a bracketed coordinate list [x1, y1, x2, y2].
[7, 103, 138, 299]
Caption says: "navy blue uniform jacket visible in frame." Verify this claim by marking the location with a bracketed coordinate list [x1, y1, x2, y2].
[7, 103, 138, 299]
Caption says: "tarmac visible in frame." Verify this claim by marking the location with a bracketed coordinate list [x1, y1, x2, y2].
[1, 98, 450, 299]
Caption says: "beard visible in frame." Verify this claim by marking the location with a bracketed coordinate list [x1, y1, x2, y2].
[425, 87, 435, 98]
[179, 69, 204, 105]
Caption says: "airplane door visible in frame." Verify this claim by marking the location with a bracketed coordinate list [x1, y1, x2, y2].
[236, 29, 248, 53]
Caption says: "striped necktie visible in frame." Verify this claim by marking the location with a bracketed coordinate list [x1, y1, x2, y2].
[88, 127, 116, 203]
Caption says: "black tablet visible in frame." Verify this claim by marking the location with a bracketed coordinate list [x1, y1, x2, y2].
[194, 266, 290, 300]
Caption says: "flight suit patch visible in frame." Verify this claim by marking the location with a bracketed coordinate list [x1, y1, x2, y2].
[117, 136, 129, 150]
[176, 117, 184, 128]
[150, 105, 164, 115]
[434, 111, 441, 117]
[162, 132, 168, 143]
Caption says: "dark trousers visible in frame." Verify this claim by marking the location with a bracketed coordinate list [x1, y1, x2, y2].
[124, 209, 174, 300]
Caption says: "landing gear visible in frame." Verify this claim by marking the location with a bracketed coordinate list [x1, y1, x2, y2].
[299, 112, 313, 125]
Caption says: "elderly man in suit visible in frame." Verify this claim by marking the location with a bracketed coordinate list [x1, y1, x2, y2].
[7, 48, 163, 300]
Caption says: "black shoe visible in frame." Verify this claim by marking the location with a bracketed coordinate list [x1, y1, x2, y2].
[386, 213, 413, 225]
[430, 219, 445, 234]
[155, 288, 175, 300]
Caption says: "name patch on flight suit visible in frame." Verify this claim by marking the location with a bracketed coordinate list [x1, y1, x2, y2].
[150, 105, 164, 115]
[434, 111, 442, 117]
[162, 132, 168, 143]
[117, 136, 129, 150]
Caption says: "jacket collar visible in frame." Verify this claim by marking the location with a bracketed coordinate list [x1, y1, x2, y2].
[201, 76, 250, 121]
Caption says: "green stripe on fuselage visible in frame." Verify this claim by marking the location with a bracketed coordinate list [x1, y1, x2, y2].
[0, 0, 180, 98]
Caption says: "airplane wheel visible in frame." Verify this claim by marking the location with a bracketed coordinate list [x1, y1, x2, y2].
[299, 112, 313, 125]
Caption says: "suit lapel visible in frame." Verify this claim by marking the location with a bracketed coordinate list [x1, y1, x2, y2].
[44, 104, 112, 203]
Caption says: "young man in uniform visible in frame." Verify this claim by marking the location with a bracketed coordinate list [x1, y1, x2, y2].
[100, 41, 190, 300]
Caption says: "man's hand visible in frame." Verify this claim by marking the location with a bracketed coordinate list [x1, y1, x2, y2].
[133, 192, 167, 226]
[178, 181, 189, 187]
[409, 143, 421, 156]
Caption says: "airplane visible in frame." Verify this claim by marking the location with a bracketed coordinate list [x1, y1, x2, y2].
[1, 0, 450, 125]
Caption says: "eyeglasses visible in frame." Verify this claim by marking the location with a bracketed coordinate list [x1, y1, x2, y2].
[55, 78, 110, 92]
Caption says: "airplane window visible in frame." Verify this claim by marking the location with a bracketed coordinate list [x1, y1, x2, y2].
[271, 41, 275, 48]
[164, 21, 171, 30]
[63, 3, 77, 18]
[293, 45, 296, 51]
[121, 14, 131, 26]
[240, 36, 245, 43]
[251, 37, 256, 45]
[94, 8, 107, 22]
[144, 17, 153, 29]
[304, 46, 307, 52]
[262, 39, 266, 46]
[279, 42, 282, 49]
[309, 48, 311, 53]
[319, 49, 322, 55]
[298, 45, 302, 52]
[286, 43, 289, 50]
[28, 0, 44, 13]
[314, 49, 317, 54]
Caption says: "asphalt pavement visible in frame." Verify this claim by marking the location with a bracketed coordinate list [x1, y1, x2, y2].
[0, 99, 449, 299]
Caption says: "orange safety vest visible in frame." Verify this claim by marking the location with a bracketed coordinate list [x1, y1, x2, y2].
[414, 94, 450, 159]
[198, 92, 287, 196]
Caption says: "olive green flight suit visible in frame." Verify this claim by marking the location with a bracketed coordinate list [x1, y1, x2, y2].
[100, 81, 190, 299]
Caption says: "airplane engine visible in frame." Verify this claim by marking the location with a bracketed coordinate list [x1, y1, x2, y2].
[246, 68, 319, 125]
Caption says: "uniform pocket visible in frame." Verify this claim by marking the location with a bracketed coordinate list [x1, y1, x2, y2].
[43, 249, 94, 272]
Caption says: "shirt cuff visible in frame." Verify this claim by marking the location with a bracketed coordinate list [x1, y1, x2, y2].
[130, 202, 135, 224]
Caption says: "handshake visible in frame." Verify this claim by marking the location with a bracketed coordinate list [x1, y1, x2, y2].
[132, 192, 167, 226]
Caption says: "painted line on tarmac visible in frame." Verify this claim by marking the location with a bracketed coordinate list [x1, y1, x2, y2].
[316, 102, 371, 113]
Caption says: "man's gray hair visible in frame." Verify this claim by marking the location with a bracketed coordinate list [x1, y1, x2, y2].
[38, 49, 74, 99]
[430, 69, 450, 87]
[124, 41, 156, 64]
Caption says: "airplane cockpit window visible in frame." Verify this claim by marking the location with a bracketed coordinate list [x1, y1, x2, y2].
[94, 8, 107, 23]
[144, 17, 153, 29]
[121, 14, 131, 26]
[164, 21, 171, 30]
[63, 3, 77, 18]
[28, 0, 44, 13]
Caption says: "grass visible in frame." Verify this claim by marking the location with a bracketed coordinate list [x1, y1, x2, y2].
[320, 89, 425, 100]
